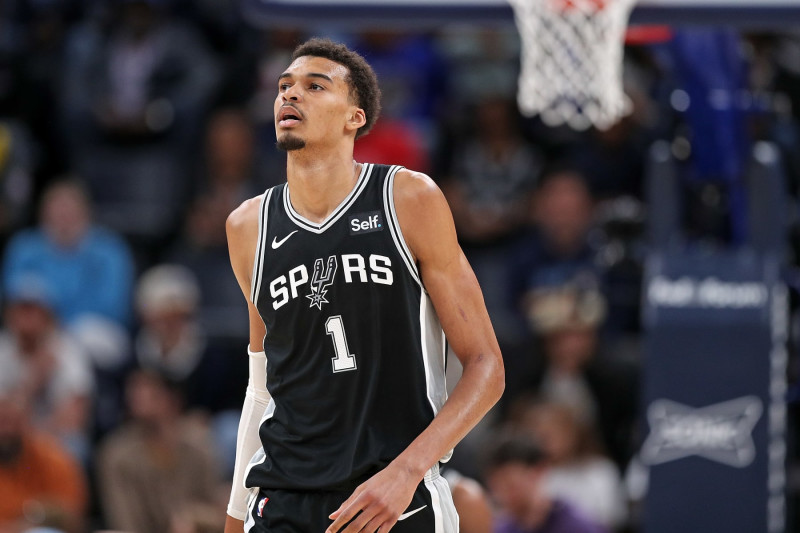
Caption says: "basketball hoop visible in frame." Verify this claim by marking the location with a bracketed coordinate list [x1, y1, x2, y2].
[508, 0, 637, 130]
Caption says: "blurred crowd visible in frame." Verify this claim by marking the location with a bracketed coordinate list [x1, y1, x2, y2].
[1, 1, 799, 532]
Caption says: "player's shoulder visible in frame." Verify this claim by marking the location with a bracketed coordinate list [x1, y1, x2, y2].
[391, 168, 455, 259]
[226, 193, 265, 236]
[392, 168, 445, 209]
[226, 194, 266, 277]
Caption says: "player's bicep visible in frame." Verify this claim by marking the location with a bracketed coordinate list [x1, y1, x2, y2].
[226, 196, 263, 298]
[422, 251, 499, 366]
[394, 171, 499, 365]
[226, 196, 268, 351]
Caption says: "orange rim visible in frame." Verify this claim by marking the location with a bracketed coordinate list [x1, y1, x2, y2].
[625, 25, 674, 45]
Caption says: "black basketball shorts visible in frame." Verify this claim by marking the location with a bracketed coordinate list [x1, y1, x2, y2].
[244, 464, 458, 532]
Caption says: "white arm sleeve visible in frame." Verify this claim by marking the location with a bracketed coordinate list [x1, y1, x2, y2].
[227, 347, 271, 521]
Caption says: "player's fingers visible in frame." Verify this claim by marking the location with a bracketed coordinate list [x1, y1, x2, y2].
[328, 486, 364, 520]
[325, 510, 356, 533]
[372, 517, 398, 533]
[343, 508, 386, 533]
[345, 514, 382, 533]
[326, 499, 368, 533]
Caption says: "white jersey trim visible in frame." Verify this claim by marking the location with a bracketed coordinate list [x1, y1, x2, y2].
[243, 397, 276, 489]
[424, 472, 459, 533]
[243, 488, 259, 532]
[419, 290, 452, 464]
[383, 165, 422, 286]
[250, 190, 273, 304]
[283, 163, 373, 234]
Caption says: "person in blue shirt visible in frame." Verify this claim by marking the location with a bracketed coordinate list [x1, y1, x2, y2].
[3, 179, 135, 329]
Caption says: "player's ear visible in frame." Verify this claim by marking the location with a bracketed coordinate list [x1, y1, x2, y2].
[346, 107, 366, 132]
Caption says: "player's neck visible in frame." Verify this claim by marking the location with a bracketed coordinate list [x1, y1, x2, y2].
[285, 150, 361, 224]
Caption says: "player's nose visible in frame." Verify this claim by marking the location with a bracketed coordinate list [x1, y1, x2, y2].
[282, 84, 302, 102]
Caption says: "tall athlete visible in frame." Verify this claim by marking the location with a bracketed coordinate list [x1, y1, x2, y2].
[225, 38, 505, 533]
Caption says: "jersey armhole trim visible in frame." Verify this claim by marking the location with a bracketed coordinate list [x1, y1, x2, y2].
[246, 346, 267, 357]
[249, 189, 273, 304]
[384, 165, 422, 287]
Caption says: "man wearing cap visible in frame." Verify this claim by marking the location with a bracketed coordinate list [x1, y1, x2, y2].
[0, 274, 95, 464]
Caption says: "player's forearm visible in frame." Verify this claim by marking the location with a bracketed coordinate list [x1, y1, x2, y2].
[392, 351, 504, 479]
[228, 348, 270, 521]
[224, 515, 244, 533]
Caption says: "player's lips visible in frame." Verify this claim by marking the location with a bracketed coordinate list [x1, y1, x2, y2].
[278, 105, 303, 127]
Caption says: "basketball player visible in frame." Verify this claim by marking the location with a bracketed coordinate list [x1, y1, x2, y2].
[224, 38, 504, 533]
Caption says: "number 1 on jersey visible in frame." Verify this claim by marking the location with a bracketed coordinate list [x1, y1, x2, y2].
[326, 315, 357, 372]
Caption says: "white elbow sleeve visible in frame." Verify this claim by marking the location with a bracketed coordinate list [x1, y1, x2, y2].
[227, 347, 271, 521]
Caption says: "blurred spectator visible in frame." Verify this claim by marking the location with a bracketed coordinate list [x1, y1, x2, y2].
[60, 0, 220, 259]
[510, 399, 627, 531]
[131, 263, 247, 475]
[503, 166, 599, 404]
[432, 26, 523, 177]
[0, 274, 94, 464]
[567, 119, 650, 201]
[443, 468, 494, 533]
[199, 107, 264, 199]
[444, 97, 541, 247]
[2, 179, 135, 330]
[168, 107, 262, 341]
[442, 96, 543, 346]
[133, 264, 242, 412]
[135, 265, 206, 405]
[520, 282, 638, 470]
[2, 179, 132, 439]
[0, 370, 88, 533]
[509, 166, 599, 299]
[483, 432, 608, 533]
[97, 367, 224, 533]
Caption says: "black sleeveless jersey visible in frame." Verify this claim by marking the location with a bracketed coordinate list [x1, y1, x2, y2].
[244, 164, 451, 491]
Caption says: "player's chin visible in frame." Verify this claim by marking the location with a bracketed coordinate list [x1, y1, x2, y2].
[276, 133, 306, 152]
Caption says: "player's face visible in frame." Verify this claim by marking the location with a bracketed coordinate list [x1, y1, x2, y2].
[274, 55, 362, 151]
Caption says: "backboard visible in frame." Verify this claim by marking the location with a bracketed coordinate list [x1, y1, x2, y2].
[243, 0, 800, 29]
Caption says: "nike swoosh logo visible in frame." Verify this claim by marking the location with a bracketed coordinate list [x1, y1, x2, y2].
[271, 230, 298, 249]
[398, 505, 427, 521]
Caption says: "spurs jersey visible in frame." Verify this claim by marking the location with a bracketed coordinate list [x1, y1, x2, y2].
[244, 164, 451, 491]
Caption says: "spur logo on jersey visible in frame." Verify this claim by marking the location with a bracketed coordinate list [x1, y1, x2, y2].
[349, 211, 384, 235]
[269, 253, 394, 310]
[306, 256, 337, 310]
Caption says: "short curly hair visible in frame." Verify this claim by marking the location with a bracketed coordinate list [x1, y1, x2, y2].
[292, 38, 381, 139]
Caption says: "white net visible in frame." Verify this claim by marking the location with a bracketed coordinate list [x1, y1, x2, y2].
[508, 0, 637, 130]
